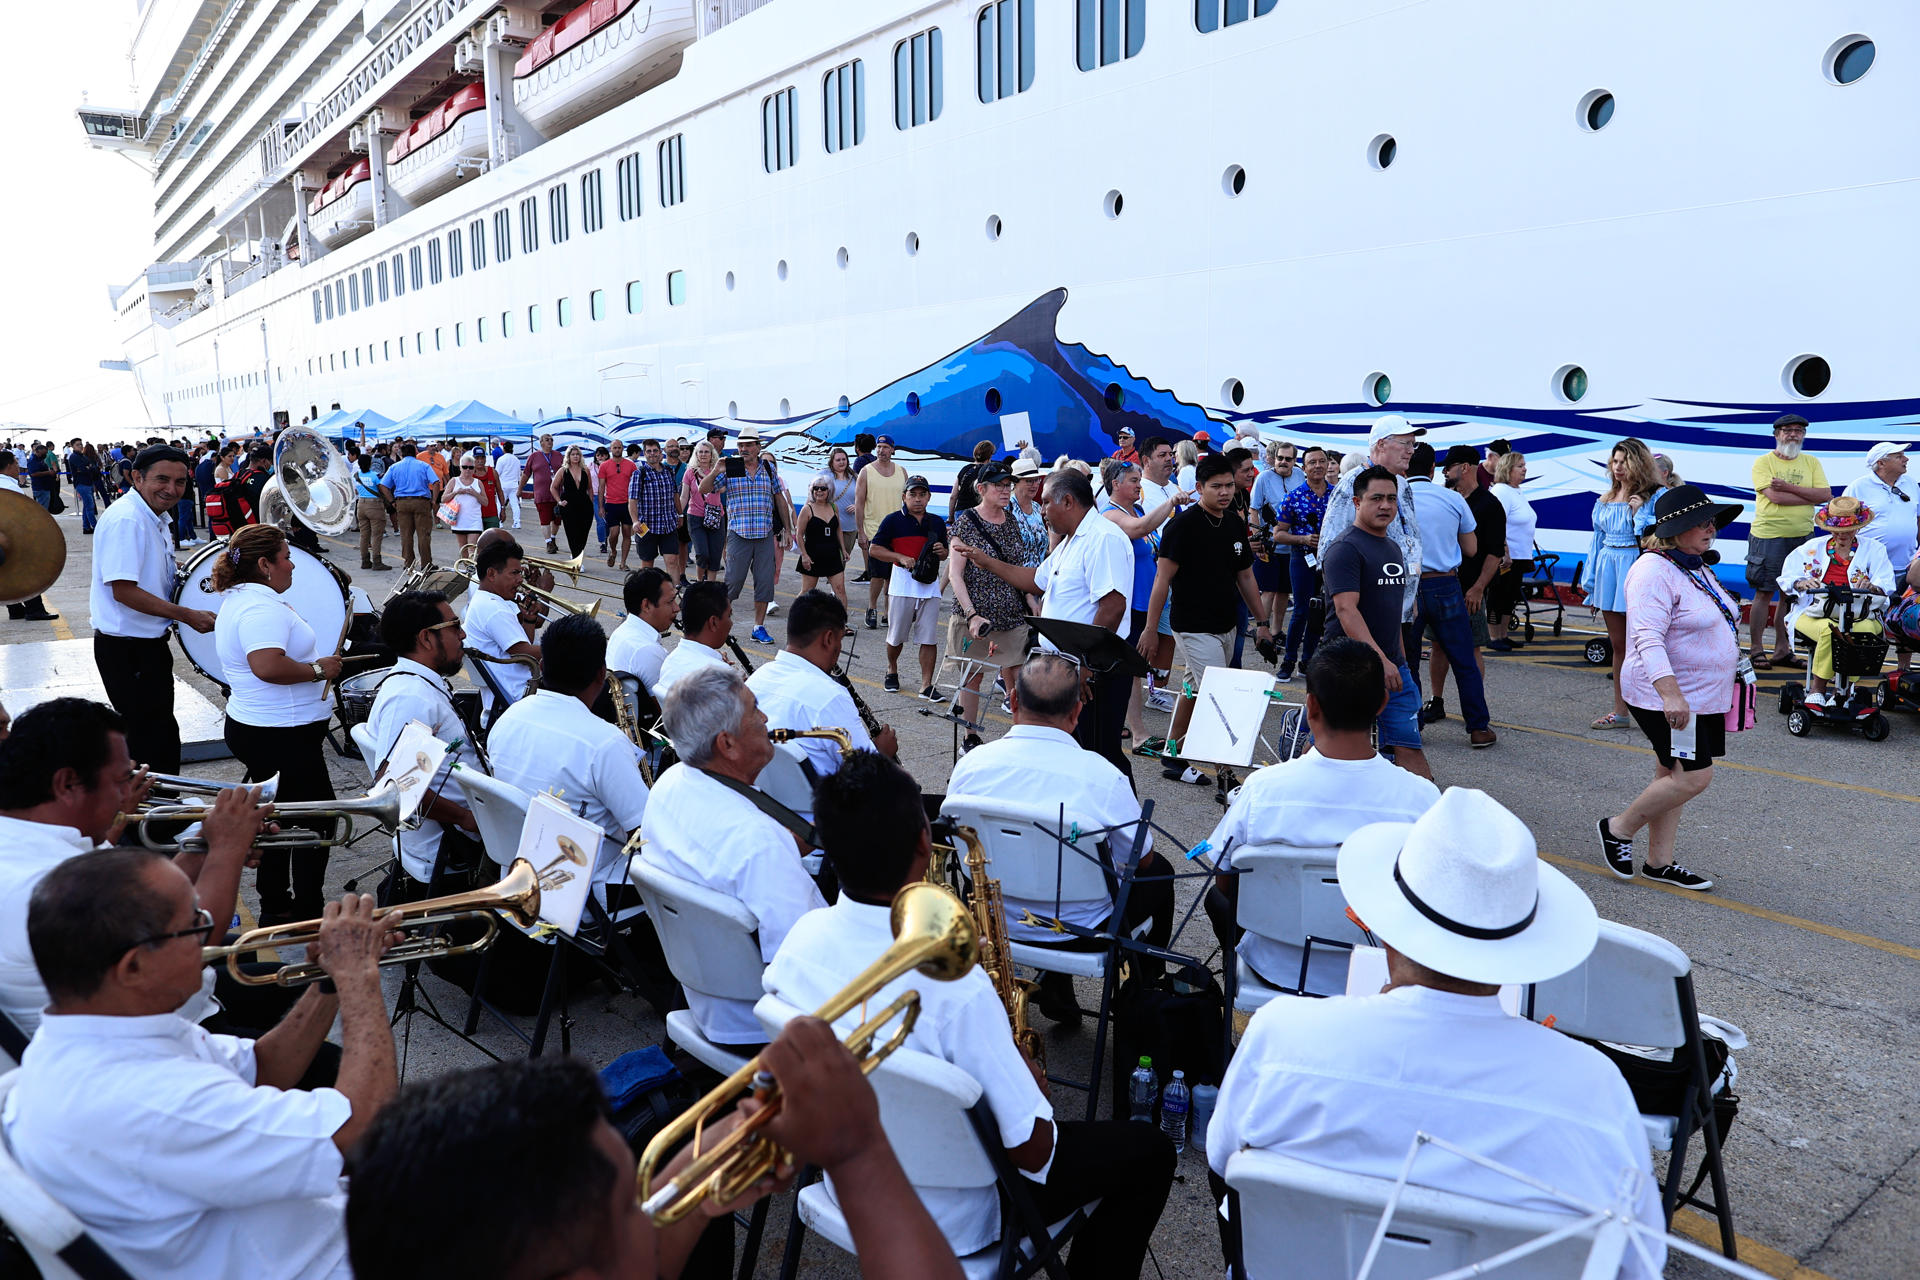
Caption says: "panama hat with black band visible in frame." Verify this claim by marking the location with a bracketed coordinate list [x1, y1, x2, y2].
[1338, 788, 1598, 985]
[1649, 483, 1742, 541]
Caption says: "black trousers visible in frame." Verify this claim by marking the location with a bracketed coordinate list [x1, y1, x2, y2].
[224, 716, 335, 923]
[1027, 1118, 1176, 1278]
[94, 633, 182, 773]
[1022, 848, 1176, 992]
[1075, 665, 1135, 782]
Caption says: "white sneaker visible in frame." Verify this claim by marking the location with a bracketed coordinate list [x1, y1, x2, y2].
[766, 602, 780, 616]
[1804, 691, 1831, 709]
[1145, 689, 1176, 713]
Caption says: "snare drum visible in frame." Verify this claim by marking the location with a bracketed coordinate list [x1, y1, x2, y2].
[335, 667, 392, 733]
[173, 540, 352, 690]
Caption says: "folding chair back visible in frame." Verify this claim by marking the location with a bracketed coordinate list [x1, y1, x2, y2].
[754, 742, 817, 818]
[451, 767, 533, 871]
[1224, 1148, 1598, 1280]
[1529, 920, 1689, 1049]
[1231, 844, 1362, 998]
[941, 794, 1113, 907]
[629, 858, 768, 1006]
[0, 1073, 135, 1280]
[755, 995, 995, 1189]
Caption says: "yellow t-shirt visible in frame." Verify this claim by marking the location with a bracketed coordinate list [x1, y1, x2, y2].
[860, 463, 906, 537]
[1749, 452, 1829, 540]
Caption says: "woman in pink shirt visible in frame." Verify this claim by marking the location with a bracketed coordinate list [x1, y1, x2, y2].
[1596, 485, 1744, 892]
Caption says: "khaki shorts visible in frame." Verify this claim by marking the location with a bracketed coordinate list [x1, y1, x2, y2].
[1174, 629, 1236, 686]
[944, 614, 1026, 669]
[886, 594, 943, 647]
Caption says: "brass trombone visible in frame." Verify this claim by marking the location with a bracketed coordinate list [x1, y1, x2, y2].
[201, 857, 544, 987]
[118, 783, 406, 854]
[520, 548, 637, 592]
[637, 883, 978, 1224]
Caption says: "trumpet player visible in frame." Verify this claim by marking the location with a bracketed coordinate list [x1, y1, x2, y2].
[3, 848, 399, 1280]
[347, 1022, 962, 1280]
[463, 538, 542, 716]
[0, 698, 266, 1039]
[748, 590, 897, 782]
[606, 566, 676, 689]
[212, 524, 341, 924]
[767, 751, 1175, 1276]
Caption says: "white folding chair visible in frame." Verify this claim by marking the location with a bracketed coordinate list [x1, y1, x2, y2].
[1223, 1148, 1602, 1280]
[1229, 843, 1366, 1011]
[626, 856, 768, 1077]
[0, 1072, 136, 1280]
[347, 722, 380, 789]
[1528, 919, 1739, 1256]
[757, 995, 1095, 1280]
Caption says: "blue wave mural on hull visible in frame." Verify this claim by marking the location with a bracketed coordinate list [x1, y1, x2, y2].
[809, 289, 1213, 458]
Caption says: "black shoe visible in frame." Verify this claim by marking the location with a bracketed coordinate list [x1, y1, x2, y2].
[20, 611, 59, 622]
[851, 570, 872, 583]
[1034, 972, 1081, 1025]
[1161, 757, 1207, 785]
[1488, 638, 1519, 652]
[961, 732, 984, 754]
[1596, 818, 1635, 879]
[1641, 862, 1714, 891]
[882, 673, 901, 692]
[919, 684, 944, 702]
[865, 608, 878, 630]
[1275, 662, 1295, 682]
[546, 537, 558, 553]
[1419, 696, 1446, 726]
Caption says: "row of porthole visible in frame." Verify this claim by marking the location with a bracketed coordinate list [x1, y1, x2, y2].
[725, 354, 1835, 421]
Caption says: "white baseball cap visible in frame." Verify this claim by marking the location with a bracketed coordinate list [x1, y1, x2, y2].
[1864, 442, 1909, 469]
[1365, 414, 1425, 449]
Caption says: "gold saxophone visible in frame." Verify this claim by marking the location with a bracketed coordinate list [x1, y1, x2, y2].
[768, 726, 856, 757]
[952, 823, 1045, 1072]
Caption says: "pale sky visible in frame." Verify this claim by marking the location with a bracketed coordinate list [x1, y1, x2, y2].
[0, 2, 154, 439]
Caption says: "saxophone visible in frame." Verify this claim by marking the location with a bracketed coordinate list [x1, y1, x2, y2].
[953, 824, 1045, 1072]
[769, 726, 856, 758]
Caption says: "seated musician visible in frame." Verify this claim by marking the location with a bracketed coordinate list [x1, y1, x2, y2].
[944, 651, 1173, 1020]
[1, 848, 399, 1279]
[1208, 788, 1666, 1278]
[0, 698, 266, 1039]
[653, 579, 734, 699]
[365, 591, 484, 892]
[640, 664, 824, 1047]
[1201, 638, 1439, 989]
[748, 589, 898, 784]
[488, 614, 649, 910]
[766, 751, 1175, 1274]
[607, 566, 678, 689]
[463, 537, 541, 716]
[346, 1023, 964, 1280]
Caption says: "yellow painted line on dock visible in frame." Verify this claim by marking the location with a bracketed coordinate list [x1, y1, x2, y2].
[1671, 1210, 1835, 1280]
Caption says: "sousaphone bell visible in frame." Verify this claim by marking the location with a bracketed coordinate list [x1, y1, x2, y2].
[273, 426, 357, 536]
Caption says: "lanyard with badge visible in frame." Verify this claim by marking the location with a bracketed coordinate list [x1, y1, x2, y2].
[1663, 552, 1756, 686]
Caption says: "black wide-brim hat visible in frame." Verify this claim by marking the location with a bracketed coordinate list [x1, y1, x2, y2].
[1651, 483, 1742, 539]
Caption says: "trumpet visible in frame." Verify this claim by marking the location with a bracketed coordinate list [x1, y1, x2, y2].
[201, 857, 544, 987]
[769, 726, 856, 758]
[520, 548, 635, 592]
[637, 883, 978, 1224]
[453, 556, 603, 620]
[145, 770, 281, 805]
[118, 783, 405, 854]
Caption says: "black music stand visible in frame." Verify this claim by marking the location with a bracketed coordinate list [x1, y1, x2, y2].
[1026, 616, 1149, 775]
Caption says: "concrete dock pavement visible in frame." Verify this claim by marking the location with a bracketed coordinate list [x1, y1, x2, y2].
[2, 502, 1913, 1278]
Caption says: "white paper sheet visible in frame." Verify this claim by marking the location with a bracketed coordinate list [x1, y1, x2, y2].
[1176, 666, 1275, 767]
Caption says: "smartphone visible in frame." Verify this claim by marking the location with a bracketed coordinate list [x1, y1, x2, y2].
[724, 457, 746, 479]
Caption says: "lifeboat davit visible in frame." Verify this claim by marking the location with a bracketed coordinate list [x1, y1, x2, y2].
[513, 0, 696, 140]
[308, 159, 373, 249]
[386, 83, 491, 207]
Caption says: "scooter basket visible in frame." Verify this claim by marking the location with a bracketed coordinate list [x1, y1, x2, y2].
[1831, 627, 1890, 678]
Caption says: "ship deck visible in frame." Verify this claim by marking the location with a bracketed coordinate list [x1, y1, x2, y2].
[9, 510, 1916, 1280]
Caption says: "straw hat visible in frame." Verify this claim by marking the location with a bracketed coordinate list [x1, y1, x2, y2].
[1813, 495, 1874, 533]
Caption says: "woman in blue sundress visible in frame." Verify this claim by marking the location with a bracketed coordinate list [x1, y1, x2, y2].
[1588, 438, 1660, 730]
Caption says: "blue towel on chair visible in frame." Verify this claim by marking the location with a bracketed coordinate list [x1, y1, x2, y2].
[601, 1046, 680, 1111]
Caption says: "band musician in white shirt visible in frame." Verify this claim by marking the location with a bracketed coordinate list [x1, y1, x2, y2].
[0, 698, 266, 1042]
[1201, 638, 1440, 988]
[639, 664, 824, 1048]
[748, 589, 897, 786]
[945, 652, 1173, 1021]
[766, 750, 1175, 1274]
[1208, 788, 1666, 1279]
[364, 591, 483, 895]
[462, 538, 541, 717]
[653, 580, 735, 699]
[487, 614, 650, 914]
[2, 847, 400, 1280]
[606, 566, 678, 690]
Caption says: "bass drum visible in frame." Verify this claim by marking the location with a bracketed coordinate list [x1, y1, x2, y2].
[173, 539, 353, 691]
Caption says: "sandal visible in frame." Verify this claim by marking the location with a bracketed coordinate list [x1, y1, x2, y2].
[1590, 712, 1631, 731]
[1747, 650, 1772, 670]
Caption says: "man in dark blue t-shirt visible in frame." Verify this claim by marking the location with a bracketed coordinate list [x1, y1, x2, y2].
[1323, 466, 1428, 778]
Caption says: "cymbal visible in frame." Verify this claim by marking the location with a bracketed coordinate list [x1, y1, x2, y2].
[0, 490, 66, 605]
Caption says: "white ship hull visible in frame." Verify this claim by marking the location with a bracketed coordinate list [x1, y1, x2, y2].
[387, 111, 493, 207]
[107, 0, 1919, 573]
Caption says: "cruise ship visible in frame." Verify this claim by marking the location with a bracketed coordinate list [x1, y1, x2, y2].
[79, 0, 1917, 566]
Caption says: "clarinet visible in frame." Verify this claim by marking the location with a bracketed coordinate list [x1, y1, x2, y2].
[830, 664, 887, 740]
[726, 635, 756, 674]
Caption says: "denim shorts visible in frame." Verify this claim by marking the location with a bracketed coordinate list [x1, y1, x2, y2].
[1377, 661, 1424, 749]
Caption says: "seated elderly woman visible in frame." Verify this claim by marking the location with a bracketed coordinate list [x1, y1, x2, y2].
[1781, 497, 1897, 707]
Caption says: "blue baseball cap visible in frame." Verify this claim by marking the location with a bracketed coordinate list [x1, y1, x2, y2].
[876, 434, 896, 447]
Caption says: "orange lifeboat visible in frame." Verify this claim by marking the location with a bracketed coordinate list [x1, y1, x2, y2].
[512, 0, 695, 139]
[386, 83, 491, 207]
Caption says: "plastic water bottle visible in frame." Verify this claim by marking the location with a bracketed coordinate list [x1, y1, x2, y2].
[1190, 1083, 1219, 1152]
[1161, 1070, 1191, 1153]
[1128, 1056, 1158, 1123]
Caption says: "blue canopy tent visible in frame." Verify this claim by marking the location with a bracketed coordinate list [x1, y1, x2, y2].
[308, 408, 396, 443]
[379, 404, 445, 442]
[413, 399, 533, 441]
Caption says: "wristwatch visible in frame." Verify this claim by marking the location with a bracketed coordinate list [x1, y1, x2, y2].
[310, 660, 326, 681]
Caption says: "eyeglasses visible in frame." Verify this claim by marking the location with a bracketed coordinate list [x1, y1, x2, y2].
[425, 617, 465, 635]
[129, 906, 216, 951]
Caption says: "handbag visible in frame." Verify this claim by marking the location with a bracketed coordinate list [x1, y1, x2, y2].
[436, 499, 460, 528]
[46, 490, 65, 516]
